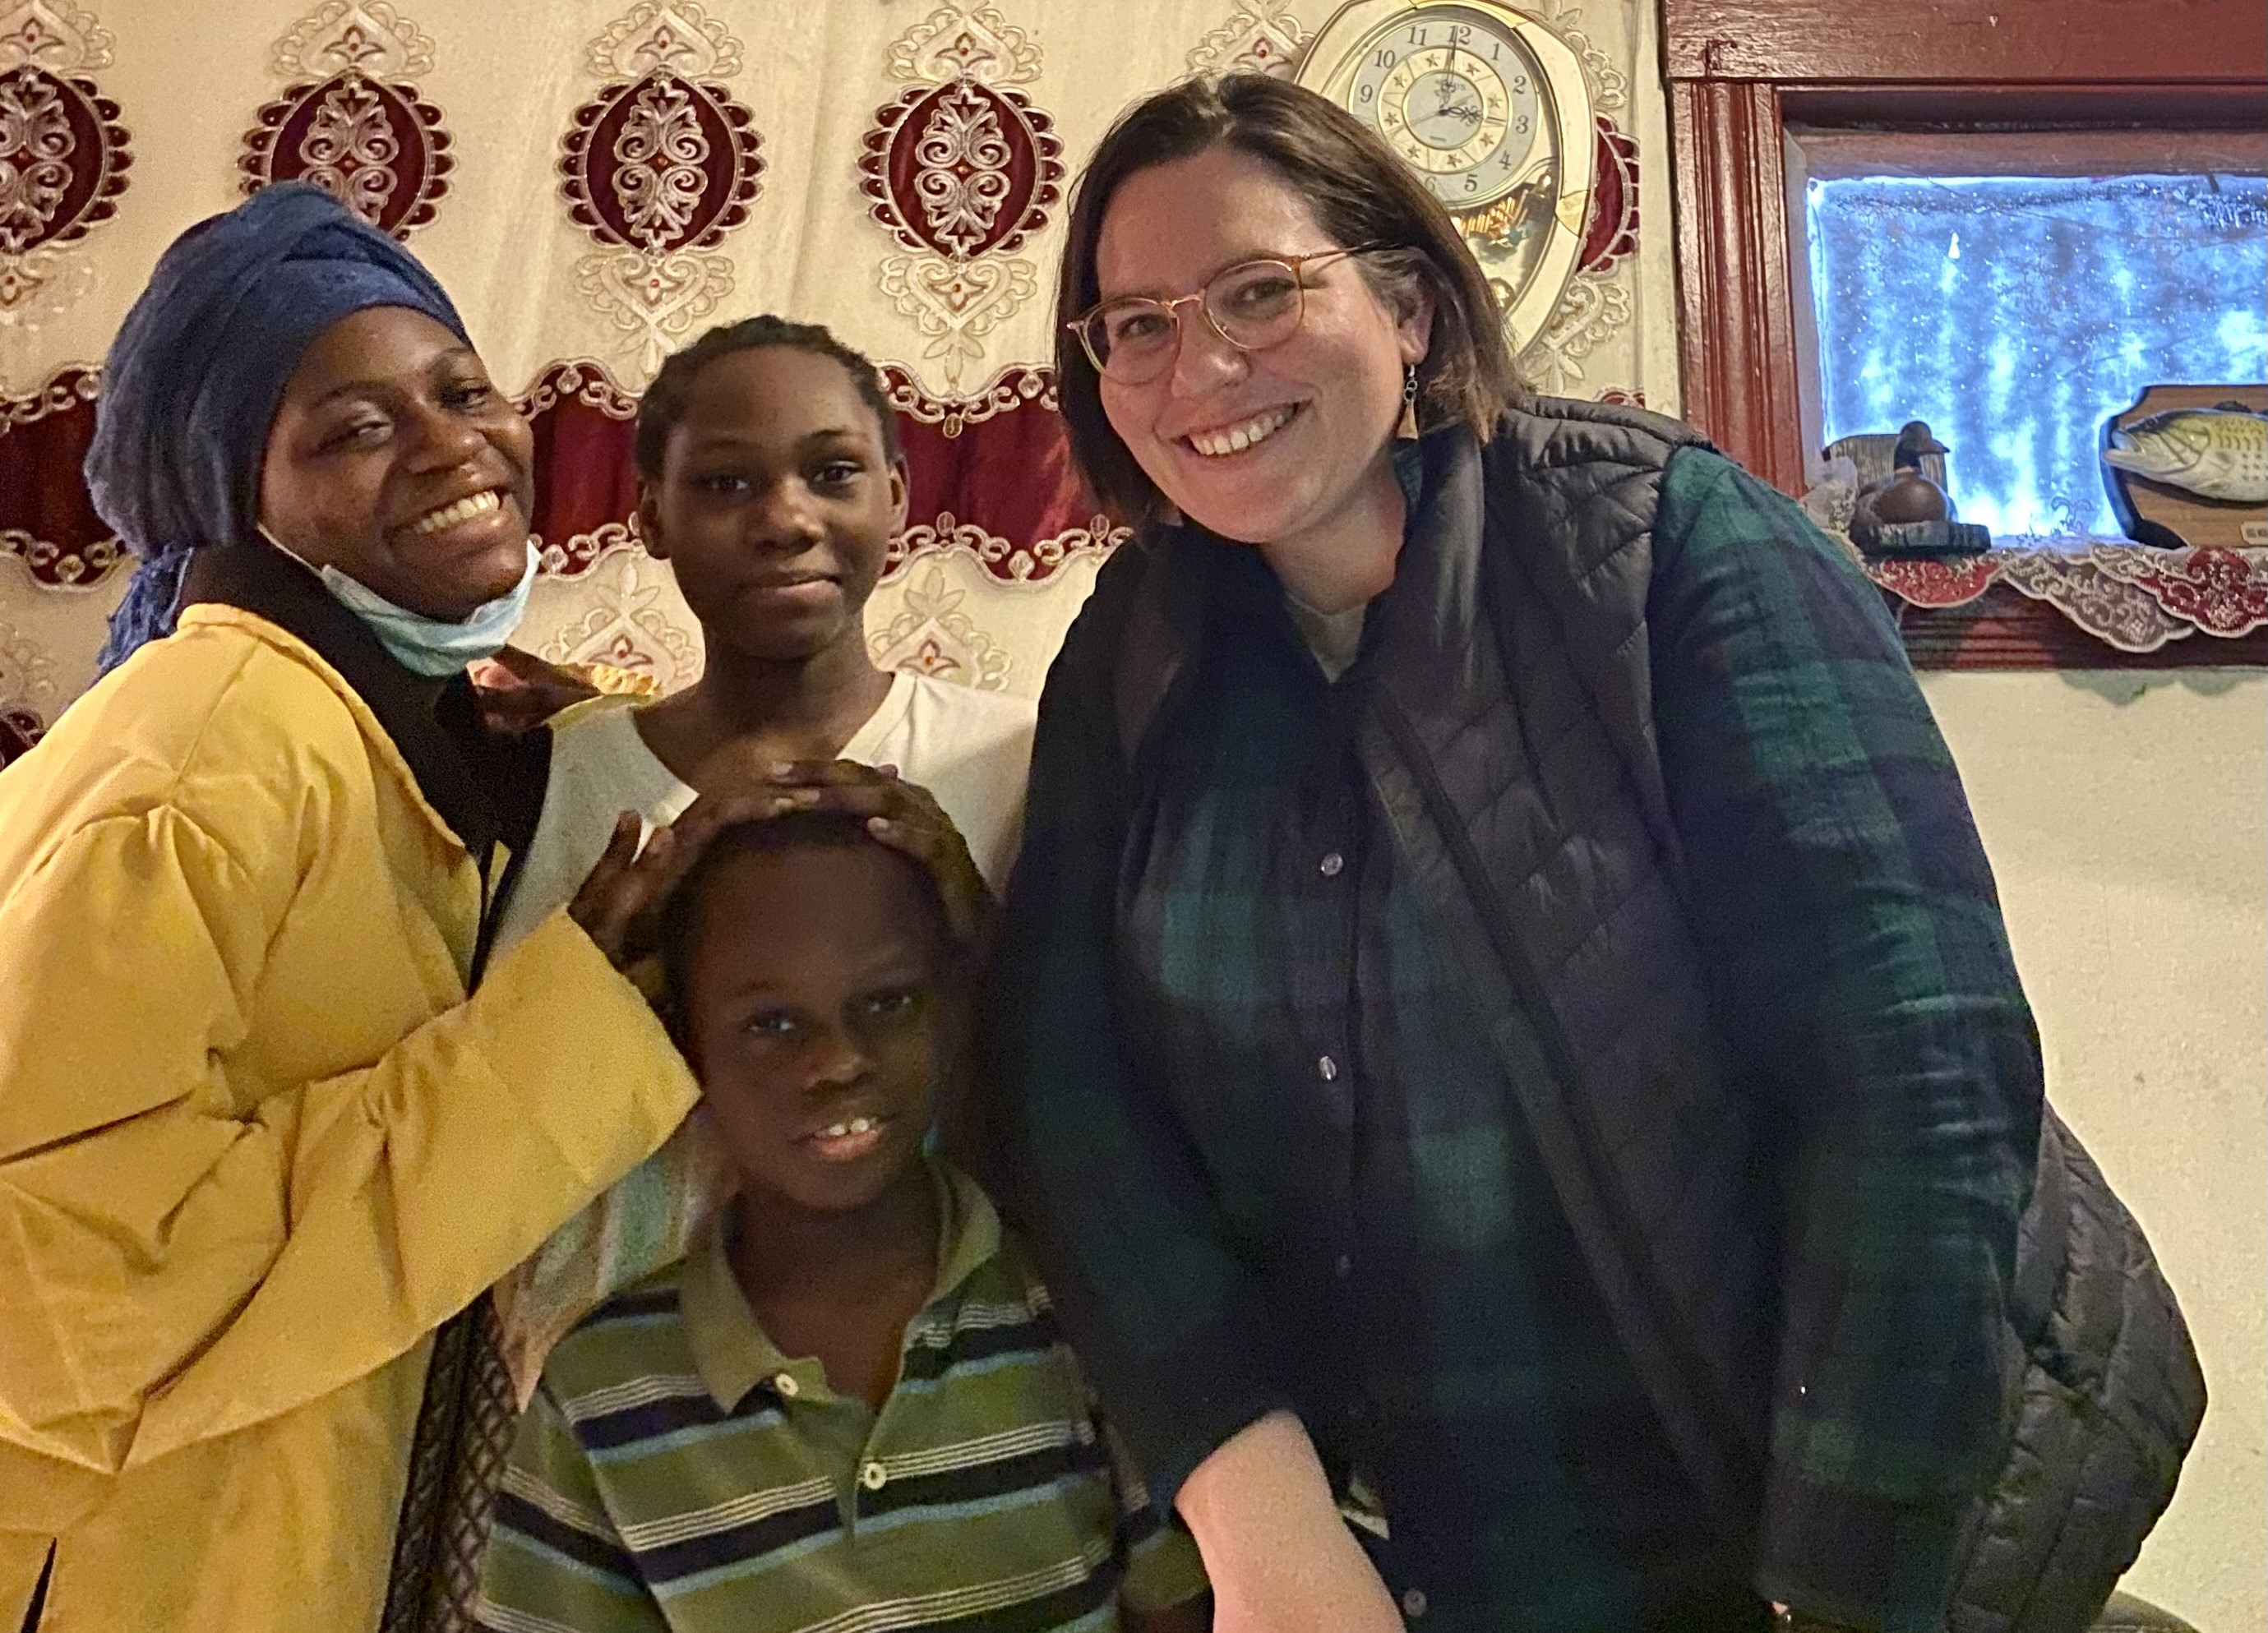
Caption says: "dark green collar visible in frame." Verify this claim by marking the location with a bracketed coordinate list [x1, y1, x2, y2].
[685, 1160, 1005, 1413]
[1112, 425, 1473, 762]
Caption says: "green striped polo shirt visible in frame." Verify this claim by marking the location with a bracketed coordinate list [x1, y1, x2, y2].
[474, 1160, 1208, 1633]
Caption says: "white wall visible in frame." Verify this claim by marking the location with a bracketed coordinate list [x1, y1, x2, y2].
[1920, 669, 2266, 1633]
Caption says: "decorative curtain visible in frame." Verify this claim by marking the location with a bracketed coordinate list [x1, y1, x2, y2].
[0, 0, 1682, 748]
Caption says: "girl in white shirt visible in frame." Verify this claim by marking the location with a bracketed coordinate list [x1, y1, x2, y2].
[499, 316, 1034, 945]
[492, 316, 1036, 1388]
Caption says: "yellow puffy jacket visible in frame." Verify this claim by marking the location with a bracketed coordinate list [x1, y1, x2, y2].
[0, 602, 700, 1631]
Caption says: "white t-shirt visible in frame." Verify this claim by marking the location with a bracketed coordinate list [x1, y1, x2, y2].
[495, 670, 1036, 951]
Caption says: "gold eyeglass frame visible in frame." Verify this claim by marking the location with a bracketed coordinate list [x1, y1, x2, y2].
[1065, 243, 1397, 382]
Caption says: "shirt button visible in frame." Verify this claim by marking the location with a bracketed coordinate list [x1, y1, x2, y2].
[1402, 1587, 1429, 1619]
[773, 1372, 800, 1398]
[1333, 1253, 1353, 1280]
[1318, 1054, 1339, 1082]
[1319, 850, 1345, 878]
[859, 1460, 889, 1491]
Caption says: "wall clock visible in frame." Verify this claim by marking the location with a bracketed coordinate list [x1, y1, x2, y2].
[1296, 0, 1594, 357]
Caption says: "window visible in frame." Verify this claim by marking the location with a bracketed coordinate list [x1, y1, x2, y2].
[1664, 0, 2267, 666]
[1797, 145, 2267, 540]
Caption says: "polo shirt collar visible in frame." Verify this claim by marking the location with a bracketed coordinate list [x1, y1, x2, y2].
[680, 1160, 1005, 1413]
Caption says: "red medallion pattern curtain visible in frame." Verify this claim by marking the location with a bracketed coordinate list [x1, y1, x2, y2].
[0, 0, 1679, 750]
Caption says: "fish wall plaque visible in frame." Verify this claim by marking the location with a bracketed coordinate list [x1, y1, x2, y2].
[2100, 385, 2268, 550]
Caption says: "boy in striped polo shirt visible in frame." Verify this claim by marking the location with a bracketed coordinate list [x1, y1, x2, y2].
[476, 810, 1209, 1633]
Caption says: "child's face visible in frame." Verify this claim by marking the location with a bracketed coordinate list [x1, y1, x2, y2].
[680, 842, 954, 1217]
[640, 346, 908, 666]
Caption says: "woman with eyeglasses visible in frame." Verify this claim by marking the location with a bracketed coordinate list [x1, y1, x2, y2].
[985, 76, 2198, 1633]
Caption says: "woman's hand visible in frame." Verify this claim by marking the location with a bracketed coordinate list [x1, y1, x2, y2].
[693, 750, 995, 950]
[566, 792, 776, 971]
[1175, 1413, 1402, 1633]
[469, 646, 603, 736]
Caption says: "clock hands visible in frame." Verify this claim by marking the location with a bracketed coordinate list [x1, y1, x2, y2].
[1411, 68, 1484, 139]
[1433, 70, 1487, 126]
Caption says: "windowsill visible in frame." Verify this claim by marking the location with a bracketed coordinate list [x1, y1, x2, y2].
[1859, 541, 2268, 670]
[1974, 535, 2266, 556]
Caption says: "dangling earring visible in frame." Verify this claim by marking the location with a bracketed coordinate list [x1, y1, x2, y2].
[1397, 361, 1420, 440]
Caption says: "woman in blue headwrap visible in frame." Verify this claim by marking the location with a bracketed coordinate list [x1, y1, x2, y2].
[0, 185, 757, 1633]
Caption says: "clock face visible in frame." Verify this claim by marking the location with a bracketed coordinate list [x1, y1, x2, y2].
[1300, 0, 1594, 357]
[1348, 12, 1552, 213]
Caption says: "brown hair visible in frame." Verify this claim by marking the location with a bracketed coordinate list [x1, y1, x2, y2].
[1054, 73, 1521, 530]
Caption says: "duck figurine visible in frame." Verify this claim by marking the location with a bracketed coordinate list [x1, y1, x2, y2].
[1850, 422, 1953, 547]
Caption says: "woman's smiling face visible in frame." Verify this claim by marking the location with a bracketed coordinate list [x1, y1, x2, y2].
[1092, 145, 1430, 549]
[257, 306, 534, 619]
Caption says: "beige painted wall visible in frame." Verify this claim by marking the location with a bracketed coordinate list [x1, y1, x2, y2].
[1919, 669, 2266, 1633]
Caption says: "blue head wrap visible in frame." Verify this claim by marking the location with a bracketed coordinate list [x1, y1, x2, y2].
[87, 182, 470, 671]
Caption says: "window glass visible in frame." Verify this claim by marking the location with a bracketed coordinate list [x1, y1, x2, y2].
[1805, 173, 2267, 539]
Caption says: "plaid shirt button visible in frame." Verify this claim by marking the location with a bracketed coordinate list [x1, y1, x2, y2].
[1319, 851, 1345, 877]
[1402, 1587, 1429, 1618]
[1318, 1054, 1339, 1082]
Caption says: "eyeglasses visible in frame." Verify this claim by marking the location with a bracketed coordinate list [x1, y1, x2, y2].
[1066, 245, 1395, 385]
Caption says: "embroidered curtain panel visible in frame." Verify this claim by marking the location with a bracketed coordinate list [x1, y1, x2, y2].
[0, 0, 1679, 740]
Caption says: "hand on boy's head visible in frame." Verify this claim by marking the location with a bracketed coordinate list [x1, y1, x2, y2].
[566, 790, 787, 971]
[689, 751, 994, 950]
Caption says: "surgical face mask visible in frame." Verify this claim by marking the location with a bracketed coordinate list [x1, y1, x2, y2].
[262, 527, 539, 677]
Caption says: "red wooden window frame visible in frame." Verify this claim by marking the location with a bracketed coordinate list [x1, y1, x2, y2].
[1663, 0, 2268, 668]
